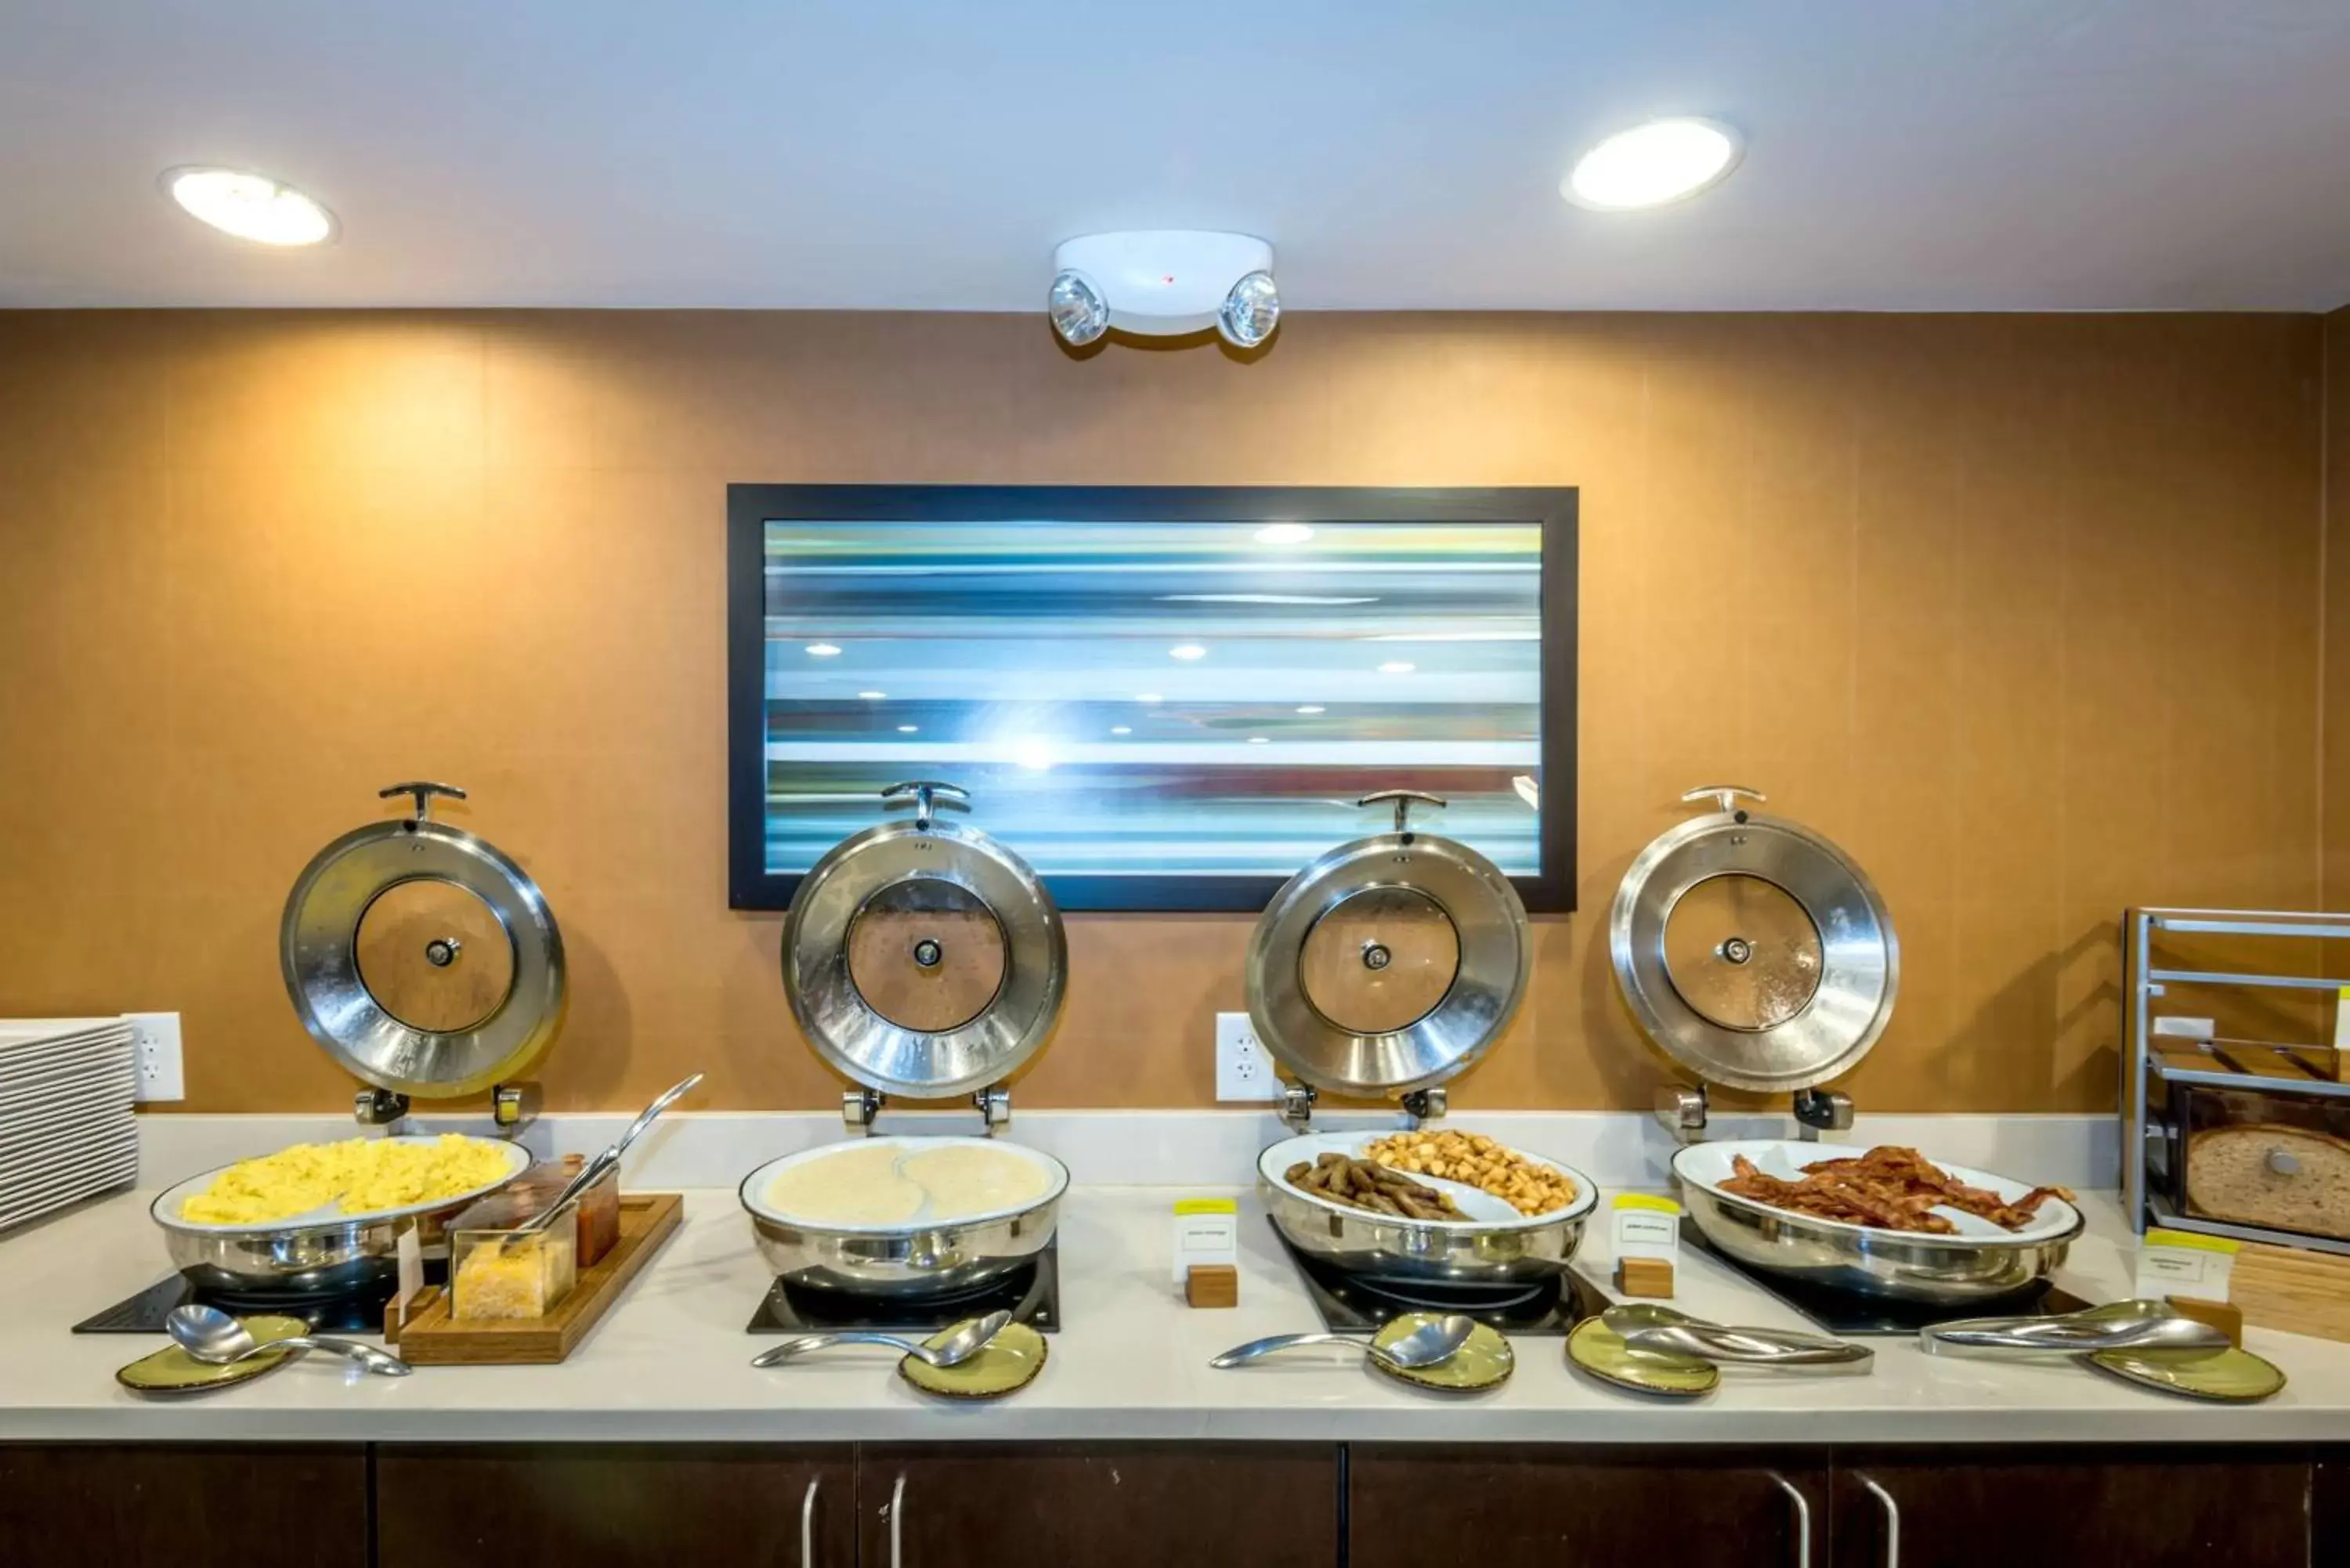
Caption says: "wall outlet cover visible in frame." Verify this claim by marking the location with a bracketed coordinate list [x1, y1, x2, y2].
[125, 1011, 184, 1103]
[1215, 1011, 1282, 1103]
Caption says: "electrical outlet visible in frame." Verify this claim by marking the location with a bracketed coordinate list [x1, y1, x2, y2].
[125, 1011, 184, 1103]
[1216, 1011, 1281, 1102]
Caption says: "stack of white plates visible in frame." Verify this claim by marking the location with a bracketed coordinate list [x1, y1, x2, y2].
[0, 1017, 139, 1233]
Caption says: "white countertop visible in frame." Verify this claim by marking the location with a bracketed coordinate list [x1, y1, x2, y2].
[3, 1183, 2345, 1444]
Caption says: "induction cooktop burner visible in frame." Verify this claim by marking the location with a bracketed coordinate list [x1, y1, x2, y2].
[1677, 1219, 2095, 1336]
[74, 1274, 407, 1337]
[747, 1241, 1059, 1335]
[1268, 1219, 1608, 1335]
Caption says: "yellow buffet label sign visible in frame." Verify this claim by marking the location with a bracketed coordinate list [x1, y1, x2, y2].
[1612, 1193, 1682, 1215]
[2146, 1227, 2240, 1255]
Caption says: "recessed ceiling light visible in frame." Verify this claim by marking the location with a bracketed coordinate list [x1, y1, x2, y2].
[1378, 660, 1416, 674]
[1561, 118, 1743, 211]
[1111, 725, 1133, 735]
[1012, 739, 1056, 771]
[1170, 644, 1207, 660]
[1296, 705, 1326, 714]
[896, 724, 919, 734]
[1254, 523, 1314, 546]
[805, 643, 843, 657]
[857, 690, 887, 700]
[161, 166, 337, 246]
[1136, 692, 1164, 704]
[1246, 735, 1271, 744]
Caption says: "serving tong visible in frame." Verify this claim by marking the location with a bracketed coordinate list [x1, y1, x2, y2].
[504, 1072, 703, 1245]
[1919, 1299, 2231, 1358]
[1602, 1304, 1874, 1368]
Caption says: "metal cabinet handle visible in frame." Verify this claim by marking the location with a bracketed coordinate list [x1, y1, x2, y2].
[1860, 1475, 1900, 1568]
[1771, 1474, 1811, 1568]
[799, 1476, 819, 1568]
[887, 1472, 906, 1568]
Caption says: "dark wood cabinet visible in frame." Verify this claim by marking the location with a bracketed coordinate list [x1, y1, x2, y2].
[0, 1442, 368, 1568]
[1350, 1446, 1828, 1568]
[4, 1437, 2338, 1567]
[855, 1442, 1339, 1568]
[2316, 1456, 2348, 1563]
[377, 1443, 855, 1568]
[1828, 1449, 2309, 1568]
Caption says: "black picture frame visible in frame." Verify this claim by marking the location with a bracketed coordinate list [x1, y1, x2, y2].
[728, 485, 1578, 914]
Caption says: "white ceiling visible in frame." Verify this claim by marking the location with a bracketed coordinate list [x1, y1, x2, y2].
[3, 0, 2348, 312]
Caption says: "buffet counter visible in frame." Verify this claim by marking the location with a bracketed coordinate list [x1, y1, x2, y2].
[5, 1182, 2348, 1444]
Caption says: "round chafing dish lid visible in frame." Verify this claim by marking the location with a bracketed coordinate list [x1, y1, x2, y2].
[280, 782, 566, 1099]
[1246, 791, 1531, 1099]
[783, 783, 1066, 1100]
[1610, 787, 1897, 1095]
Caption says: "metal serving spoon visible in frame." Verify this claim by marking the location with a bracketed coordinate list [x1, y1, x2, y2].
[1210, 1313, 1477, 1371]
[751, 1309, 1014, 1370]
[1604, 1304, 1874, 1368]
[166, 1304, 412, 1377]
[512, 1071, 704, 1239]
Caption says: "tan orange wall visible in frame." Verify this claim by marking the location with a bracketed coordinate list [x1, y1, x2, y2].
[2328, 306, 2350, 907]
[0, 309, 2326, 1115]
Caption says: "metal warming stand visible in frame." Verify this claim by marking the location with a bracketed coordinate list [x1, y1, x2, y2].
[1612, 786, 1899, 1143]
[782, 781, 1067, 1132]
[1246, 790, 1533, 1132]
[2124, 906, 2350, 1255]
[280, 782, 565, 1133]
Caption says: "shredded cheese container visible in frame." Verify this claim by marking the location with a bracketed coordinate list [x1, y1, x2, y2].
[448, 1181, 580, 1321]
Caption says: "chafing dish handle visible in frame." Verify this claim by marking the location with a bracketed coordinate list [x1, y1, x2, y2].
[1681, 784, 1765, 819]
[1771, 1474, 1812, 1568]
[881, 780, 969, 832]
[1859, 1476, 1900, 1567]
[801, 1477, 819, 1568]
[378, 780, 466, 822]
[888, 1472, 906, 1568]
[1358, 788, 1447, 834]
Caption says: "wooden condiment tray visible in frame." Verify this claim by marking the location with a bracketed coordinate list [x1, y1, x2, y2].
[2232, 1241, 2350, 1345]
[387, 1191, 684, 1365]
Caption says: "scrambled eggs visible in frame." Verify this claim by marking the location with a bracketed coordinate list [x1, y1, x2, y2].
[179, 1134, 511, 1224]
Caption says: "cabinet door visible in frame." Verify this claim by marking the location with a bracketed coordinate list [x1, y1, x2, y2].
[2318, 1454, 2348, 1564]
[378, 1443, 856, 1568]
[1831, 1450, 2308, 1568]
[857, 1442, 1338, 1568]
[0, 1443, 367, 1568]
[1348, 1446, 1828, 1568]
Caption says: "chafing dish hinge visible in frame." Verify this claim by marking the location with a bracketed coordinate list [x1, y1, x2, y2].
[1793, 1087, 1853, 1142]
[354, 1086, 411, 1127]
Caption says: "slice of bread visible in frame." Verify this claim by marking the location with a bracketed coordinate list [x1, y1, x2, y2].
[2186, 1123, 2350, 1241]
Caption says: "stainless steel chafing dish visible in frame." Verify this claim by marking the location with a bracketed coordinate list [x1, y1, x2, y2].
[1246, 790, 1596, 1283]
[1671, 1139, 2084, 1305]
[741, 781, 1070, 1297]
[1259, 1131, 1596, 1285]
[1614, 786, 2077, 1304]
[739, 1135, 1067, 1298]
[150, 782, 561, 1295]
[150, 1137, 533, 1296]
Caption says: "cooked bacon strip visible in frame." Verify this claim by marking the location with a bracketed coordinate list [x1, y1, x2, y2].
[1717, 1146, 2074, 1234]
